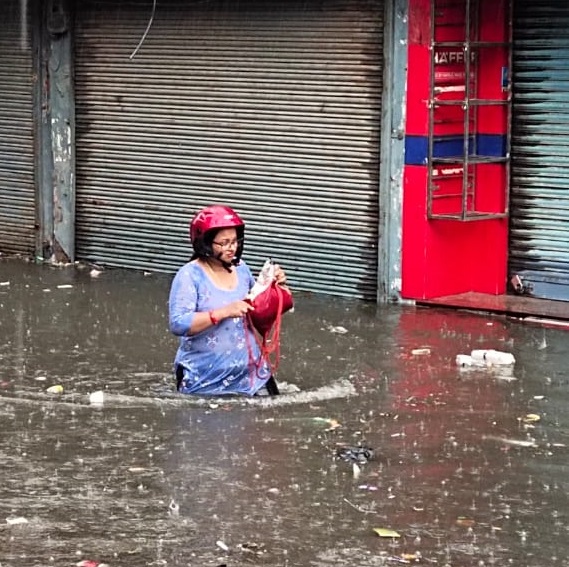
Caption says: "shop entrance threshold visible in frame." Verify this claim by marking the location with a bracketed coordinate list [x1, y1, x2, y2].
[417, 292, 569, 327]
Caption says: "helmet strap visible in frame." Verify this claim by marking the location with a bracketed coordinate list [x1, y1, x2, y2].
[213, 252, 234, 273]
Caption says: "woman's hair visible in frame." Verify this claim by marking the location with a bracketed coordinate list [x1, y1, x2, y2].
[190, 228, 218, 261]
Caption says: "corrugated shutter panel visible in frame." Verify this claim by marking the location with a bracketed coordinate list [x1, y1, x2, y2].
[74, 0, 383, 300]
[0, 0, 35, 255]
[510, 1, 569, 300]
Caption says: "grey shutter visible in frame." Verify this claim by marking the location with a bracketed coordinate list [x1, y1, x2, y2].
[0, 0, 35, 255]
[74, 0, 384, 299]
[510, 0, 569, 300]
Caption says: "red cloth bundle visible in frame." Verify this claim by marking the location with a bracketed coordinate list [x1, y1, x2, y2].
[244, 260, 294, 379]
[247, 280, 293, 336]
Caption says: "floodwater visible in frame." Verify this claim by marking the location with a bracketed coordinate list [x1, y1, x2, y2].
[1, 258, 569, 567]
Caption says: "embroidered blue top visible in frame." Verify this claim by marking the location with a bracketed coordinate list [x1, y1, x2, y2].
[168, 260, 271, 396]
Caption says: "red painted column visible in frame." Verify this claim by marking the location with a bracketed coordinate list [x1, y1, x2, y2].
[402, 0, 431, 298]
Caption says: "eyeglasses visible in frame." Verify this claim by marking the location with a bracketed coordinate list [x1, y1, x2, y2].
[212, 238, 243, 250]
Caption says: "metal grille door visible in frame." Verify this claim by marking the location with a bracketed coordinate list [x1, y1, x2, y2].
[510, 0, 569, 300]
[74, 0, 384, 299]
[0, 0, 36, 255]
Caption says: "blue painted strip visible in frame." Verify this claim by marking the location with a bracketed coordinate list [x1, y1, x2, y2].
[405, 134, 506, 165]
[478, 134, 507, 157]
[433, 137, 473, 158]
[405, 136, 428, 165]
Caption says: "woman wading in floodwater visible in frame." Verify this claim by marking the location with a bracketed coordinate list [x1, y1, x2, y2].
[168, 205, 288, 396]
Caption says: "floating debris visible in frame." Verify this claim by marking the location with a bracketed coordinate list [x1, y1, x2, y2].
[168, 499, 180, 518]
[327, 325, 348, 334]
[352, 462, 361, 479]
[411, 348, 431, 355]
[237, 542, 266, 557]
[89, 391, 105, 405]
[262, 416, 341, 430]
[483, 435, 537, 448]
[6, 516, 28, 525]
[313, 417, 342, 430]
[471, 349, 516, 365]
[336, 446, 374, 464]
[343, 497, 376, 514]
[456, 354, 477, 367]
[46, 385, 63, 394]
[216, 540, 230, 552]
[456, 349, 515, 367]
[387, 553, 422, 564]
[456, 517, 476, 527]
[387, 556, 410, 564]
[373, 527, 401, 538]
[521, 413, 541, 424]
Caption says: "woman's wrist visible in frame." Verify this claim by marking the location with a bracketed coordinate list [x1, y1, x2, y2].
[208, 309, 220, 326]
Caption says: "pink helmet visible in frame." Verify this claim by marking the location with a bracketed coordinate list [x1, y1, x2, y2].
[189, 205, 245, 262]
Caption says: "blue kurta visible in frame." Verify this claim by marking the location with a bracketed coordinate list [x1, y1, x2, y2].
[168, 260, 271, 396]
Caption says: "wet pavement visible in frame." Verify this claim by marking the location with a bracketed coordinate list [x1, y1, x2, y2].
[1, 257, 569, 566]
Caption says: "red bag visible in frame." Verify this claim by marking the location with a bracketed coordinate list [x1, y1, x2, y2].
[247, 281, 293, 336]
[245, 261, 293, 380]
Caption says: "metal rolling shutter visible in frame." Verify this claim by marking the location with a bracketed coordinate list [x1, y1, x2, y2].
[74, 0, 383, 299]
[510, 1, 569, 300]
[0, 0, 35, 255]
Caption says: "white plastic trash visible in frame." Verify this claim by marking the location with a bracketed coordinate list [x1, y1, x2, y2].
[471, 349, 515, 366]
[247, 259, 275, 301]
[89, 391, 105, 405]
[6, 516, 28, 525]
[485, 350, 515, 365]
[455, 354, 473, 367]
[216, 540, 230, 552]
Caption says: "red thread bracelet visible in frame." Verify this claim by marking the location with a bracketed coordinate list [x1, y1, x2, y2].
[208, 310, 219, 325]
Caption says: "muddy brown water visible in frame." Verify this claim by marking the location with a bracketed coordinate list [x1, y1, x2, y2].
[1, 258, 568, 566]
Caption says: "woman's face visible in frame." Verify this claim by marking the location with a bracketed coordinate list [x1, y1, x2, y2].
[211, 227, 239, 263]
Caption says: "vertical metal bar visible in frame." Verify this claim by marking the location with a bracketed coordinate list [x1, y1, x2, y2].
[34, 0, 52, 259]
[427, 0, 436, 219]
[48, 0, 75, 262]
[504, 0, 512, 216]
[378, 0, 408, 303]
[469, 0, 479, 216]
[462, 0, 471, 220]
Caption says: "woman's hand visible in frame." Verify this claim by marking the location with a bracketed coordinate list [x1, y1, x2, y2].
[274, 264, 287, 286]
[188, 300, 254, 335]
[219, 299, 255, 319]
